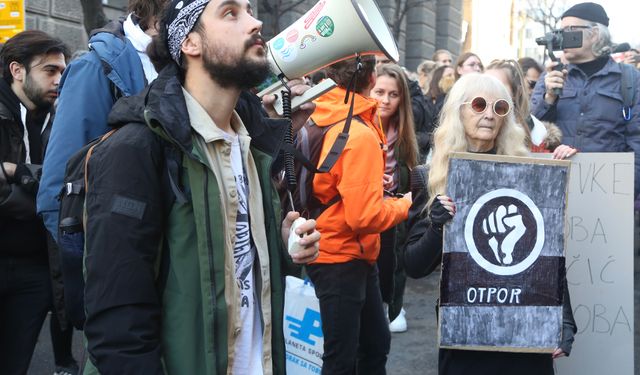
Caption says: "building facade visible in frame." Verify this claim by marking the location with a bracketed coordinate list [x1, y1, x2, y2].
[25, 0, 126, 53]
[23, 0, 461, 72]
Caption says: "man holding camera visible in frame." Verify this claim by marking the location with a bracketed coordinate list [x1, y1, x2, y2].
[531, 2, 640, 198]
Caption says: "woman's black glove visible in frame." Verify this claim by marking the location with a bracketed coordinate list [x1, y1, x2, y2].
[429, 195, 452, 228]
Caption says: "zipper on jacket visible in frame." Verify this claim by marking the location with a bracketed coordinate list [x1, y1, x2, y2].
[202, 165, 218, 370]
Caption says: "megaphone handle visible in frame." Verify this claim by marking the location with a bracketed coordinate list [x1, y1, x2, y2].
[280, 87, 298, 212]
[552, 62, 564, 96]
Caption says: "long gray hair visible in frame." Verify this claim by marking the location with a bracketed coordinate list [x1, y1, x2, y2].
[590, 22, 612, 57]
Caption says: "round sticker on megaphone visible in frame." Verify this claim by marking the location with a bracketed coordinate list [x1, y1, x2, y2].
[280, 45, 298, 62]
[316, 16, 334, 37]
[287, 28, 299, 43]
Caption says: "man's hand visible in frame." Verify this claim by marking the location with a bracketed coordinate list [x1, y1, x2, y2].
[552, 144, 578, 160]
[543, 61, 568, 104]
[281, 211, 321, 264]
[552, 348, 566, 359]
[383, 174, 393, 190]
[262, 78, 316, 133]
[402, 191, 412, 205]
[623, 51, 640, 66]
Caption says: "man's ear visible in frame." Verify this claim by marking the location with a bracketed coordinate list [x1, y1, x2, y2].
[9, 61, 25, 83]
[181, 32, 202, 59]
[590, 27, 600, 43]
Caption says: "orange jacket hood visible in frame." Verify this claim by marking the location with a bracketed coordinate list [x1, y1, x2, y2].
[311, 86, 379, 129]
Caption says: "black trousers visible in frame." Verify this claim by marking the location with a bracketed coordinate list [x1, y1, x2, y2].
[377, 229, 396, 304]
[377, 227, 407, 321]
[0, 257, 52, 375]
[307, 260, 390, 375]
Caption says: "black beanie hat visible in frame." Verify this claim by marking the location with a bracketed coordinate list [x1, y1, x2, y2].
[561, 2, 609, 26]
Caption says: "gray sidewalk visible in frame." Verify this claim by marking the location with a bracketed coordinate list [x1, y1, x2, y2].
[28, 254, 639, 374]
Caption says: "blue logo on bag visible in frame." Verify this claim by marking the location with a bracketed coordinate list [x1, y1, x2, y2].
[285, 308, 323, 345]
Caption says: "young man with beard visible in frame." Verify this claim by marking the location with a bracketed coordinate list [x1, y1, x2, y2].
[82, 0, 320, 374]
[0, 30, 69, 374]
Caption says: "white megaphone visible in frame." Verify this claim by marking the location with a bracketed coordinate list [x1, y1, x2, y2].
[257, 0, 399, 115]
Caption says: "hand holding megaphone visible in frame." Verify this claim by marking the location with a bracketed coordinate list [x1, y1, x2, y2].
[282, 212, 321, 263]
[261, 78, 318, 131]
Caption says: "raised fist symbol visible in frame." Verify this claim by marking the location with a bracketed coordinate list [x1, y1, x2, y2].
[482, 204, 526, 265]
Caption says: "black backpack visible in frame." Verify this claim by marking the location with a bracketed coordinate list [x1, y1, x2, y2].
[56, 130, 116, 329]
[281, 116, 365, 219]
[57, 127, 182, 329]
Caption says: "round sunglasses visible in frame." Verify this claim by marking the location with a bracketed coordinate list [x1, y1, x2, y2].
[461, 97, 511, 117]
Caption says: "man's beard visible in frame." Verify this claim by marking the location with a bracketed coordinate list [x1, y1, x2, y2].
[202, 34, 271, 90]
[23, 73, 53, 110]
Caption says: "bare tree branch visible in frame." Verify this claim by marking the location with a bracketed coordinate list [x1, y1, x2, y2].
[525, 0, 567, 33]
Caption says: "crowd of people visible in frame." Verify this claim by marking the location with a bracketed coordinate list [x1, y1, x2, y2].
[0, 0, 638, 374]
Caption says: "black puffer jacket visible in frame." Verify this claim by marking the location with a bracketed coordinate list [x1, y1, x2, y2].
[0, 78, 49, 259]
[408, 79, 434, 162]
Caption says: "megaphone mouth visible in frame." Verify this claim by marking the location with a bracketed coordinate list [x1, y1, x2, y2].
[351, 0, 399, 62]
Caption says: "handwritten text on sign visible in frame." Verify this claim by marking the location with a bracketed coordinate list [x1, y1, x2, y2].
[540, 153, 635, 375]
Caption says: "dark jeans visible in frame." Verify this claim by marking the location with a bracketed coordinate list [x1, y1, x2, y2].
[377, 229, 396, 304]
[307, 260, 390, 375]
[377, 227, 407, 321]
[0, 257, 52, 375]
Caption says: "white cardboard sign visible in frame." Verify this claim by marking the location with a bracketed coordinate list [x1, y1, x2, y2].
[537, 153, 635, 375]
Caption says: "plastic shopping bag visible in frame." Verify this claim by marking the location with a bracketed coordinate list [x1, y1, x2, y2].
[283, 276, 324, 375]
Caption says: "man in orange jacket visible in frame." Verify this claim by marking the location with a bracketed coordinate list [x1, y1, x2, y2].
[306, 55, 412, 374]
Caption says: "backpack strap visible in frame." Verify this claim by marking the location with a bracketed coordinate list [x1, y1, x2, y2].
[83, 129, 117, 196]
[317, 115, 367, 172]
[282, 116, 367, 174]
[99, 59, 123, 102]
[304, 116, 368, 219]
[619, 62, 636, 121]
[162, 142, 188, 204]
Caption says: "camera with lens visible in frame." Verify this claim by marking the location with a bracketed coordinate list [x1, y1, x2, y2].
[535, 29, 583, 50]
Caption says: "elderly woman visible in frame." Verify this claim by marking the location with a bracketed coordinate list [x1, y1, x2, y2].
[404, 73, 576, 375]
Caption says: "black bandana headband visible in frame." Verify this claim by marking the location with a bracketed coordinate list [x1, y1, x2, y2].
[166, 0, 211, 64]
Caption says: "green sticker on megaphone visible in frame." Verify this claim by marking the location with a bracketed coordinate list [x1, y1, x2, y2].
[316, 16, 334, 37]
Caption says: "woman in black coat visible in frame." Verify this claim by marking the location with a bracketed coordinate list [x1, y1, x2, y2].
[404, 73, 577, 375]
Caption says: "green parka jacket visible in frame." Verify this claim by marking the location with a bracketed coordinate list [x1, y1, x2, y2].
[83, 63, 292, 375]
